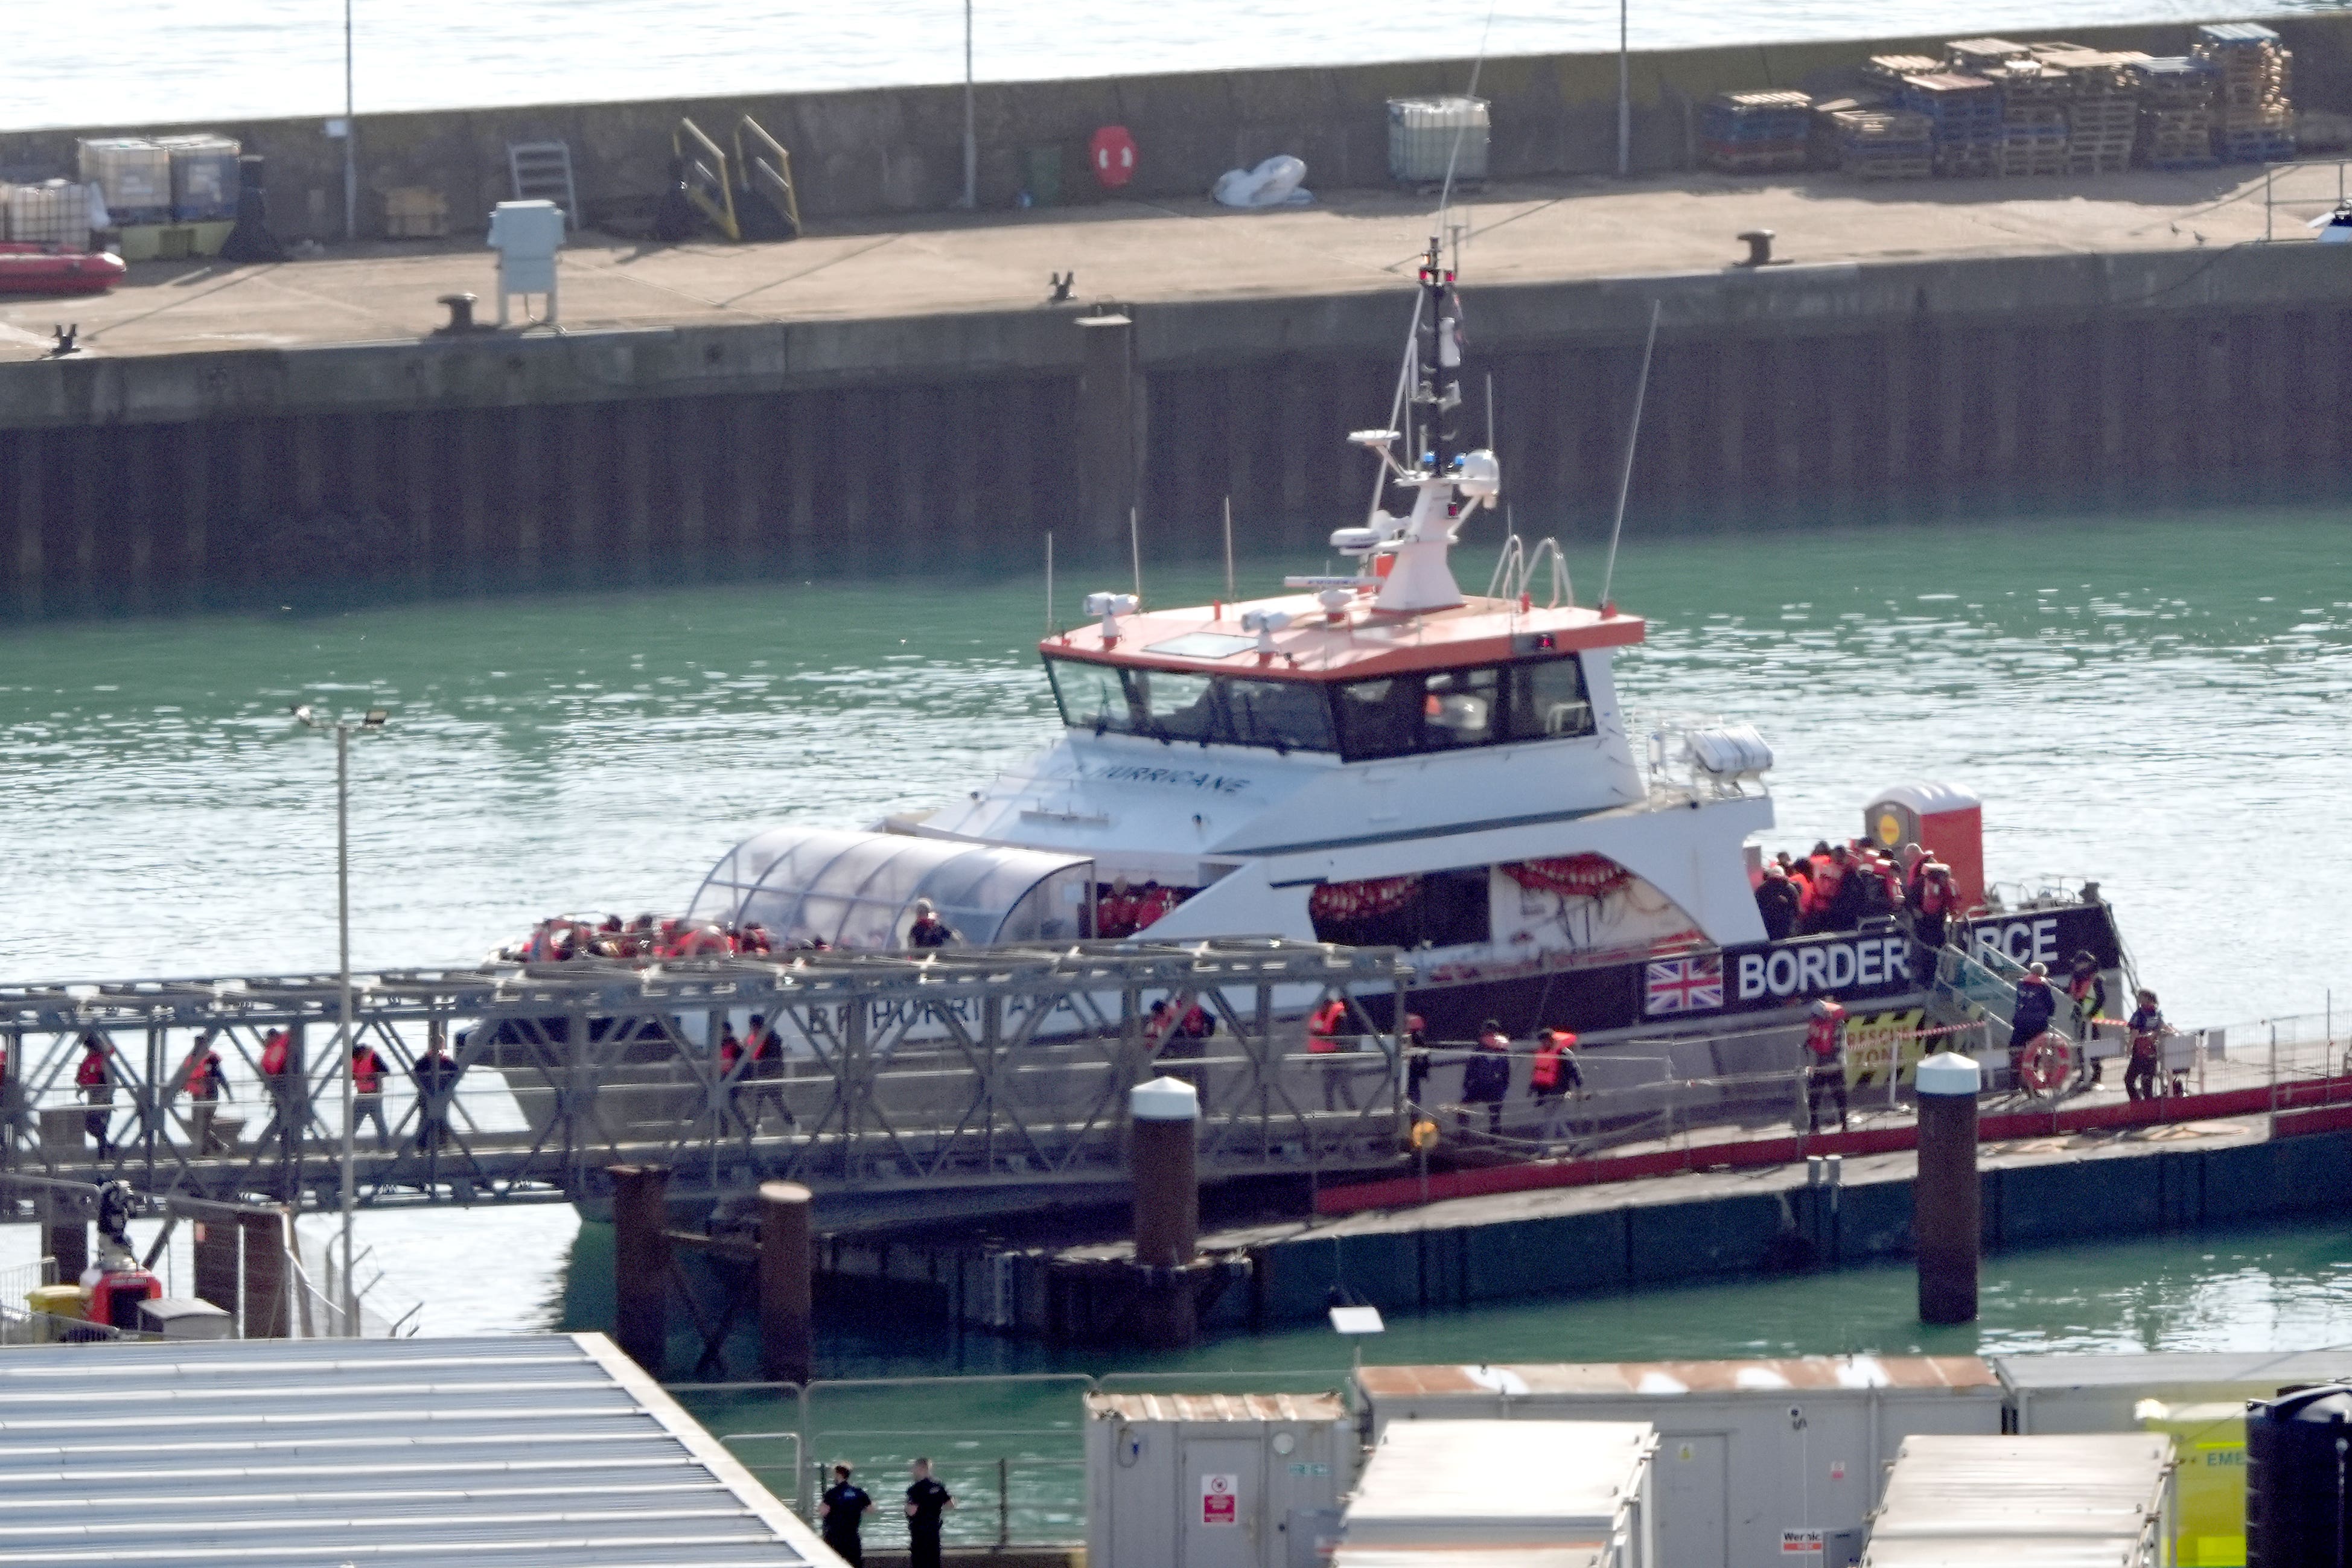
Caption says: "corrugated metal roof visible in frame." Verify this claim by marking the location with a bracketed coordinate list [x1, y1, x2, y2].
[1358, 1356, 1995, 1400]
[0, 1333, 832, 1568]
[1867, 1434, 2168, 1563]
[1336, 1552, 1605, 1568]
[1083, 1392, 1347, 1424]
[1345, 1420, 1651, 1544]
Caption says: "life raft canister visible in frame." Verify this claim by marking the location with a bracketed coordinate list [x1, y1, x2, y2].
[1091, 126, 1137, 189]
[2018, 1033, 2073, 1096]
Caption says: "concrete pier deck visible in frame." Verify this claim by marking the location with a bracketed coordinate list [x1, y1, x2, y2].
[0, 168, 2300, 361]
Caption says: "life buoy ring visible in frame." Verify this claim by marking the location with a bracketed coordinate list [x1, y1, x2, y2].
[2018, 1033, 2072, 1097]
[1090, 126, 1138, 189]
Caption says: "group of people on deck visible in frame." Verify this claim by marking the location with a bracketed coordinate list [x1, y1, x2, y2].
[1753, 840, 1962, 947]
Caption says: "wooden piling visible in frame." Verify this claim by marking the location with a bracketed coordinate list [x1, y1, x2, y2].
[1077, 314, 1137, 558]
[239, 1209, 292, 1337]
[1129, 1076, 1200, 1350]
[193, 1217, 239, 1316]
[757, 1180, 815, 1385]
[1914, 1051, 1981, 1325]
[611, 1164, 672, 1375]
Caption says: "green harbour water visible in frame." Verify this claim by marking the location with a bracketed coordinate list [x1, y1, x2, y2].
[2, 503, 2350, 1523]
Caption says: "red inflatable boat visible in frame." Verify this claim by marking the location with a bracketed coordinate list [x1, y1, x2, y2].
[0, 243, 125, 297]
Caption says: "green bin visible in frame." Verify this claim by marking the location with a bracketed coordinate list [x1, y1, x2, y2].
[1021, 145, 1062, 207]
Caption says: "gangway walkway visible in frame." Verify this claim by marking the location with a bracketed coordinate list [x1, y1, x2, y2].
[0, 939, 1407, 1227]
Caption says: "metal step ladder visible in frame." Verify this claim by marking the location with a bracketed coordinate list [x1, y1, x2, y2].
[506, 141, 578, 228]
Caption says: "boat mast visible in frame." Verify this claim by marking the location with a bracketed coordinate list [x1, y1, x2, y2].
[1411, 236, 1462, 483]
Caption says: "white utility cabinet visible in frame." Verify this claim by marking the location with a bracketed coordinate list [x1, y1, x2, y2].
[1086, 1391, 1353, 1568]
[486, 199, 564, 325]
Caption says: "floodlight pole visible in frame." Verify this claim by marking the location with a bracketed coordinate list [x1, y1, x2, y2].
[343, 0, 358, 240]
[334, 719, 354, 1330]
[1616, 0, 1631, 177]
[961, 0, 977, 209]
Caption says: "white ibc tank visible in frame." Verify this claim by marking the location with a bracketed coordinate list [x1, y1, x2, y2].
[1388, 97, 1491, 183]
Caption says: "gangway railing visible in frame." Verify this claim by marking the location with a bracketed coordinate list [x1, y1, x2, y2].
[674, 117, 741, 241]
[734, 115, 802, 238]
[0, 939, 1407, 1220]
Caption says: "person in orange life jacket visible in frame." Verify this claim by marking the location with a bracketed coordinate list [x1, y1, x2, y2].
[908, 898, 957, 949]
[2008, 962, 2059, 1083]
[1098, 876, 1137, 939]
[349, 1041, 392, 1149]
[1804, 999, 1849, 1133]
[1530, 1028, 1582, 1137]
[2124, 989, 2169, 1102]
[1899, 842, 1928, 897]
[75, 1034, 113, 1159]
[716, 1021, 745, 1078]
[1800, 841, 1837, 923]
[1756, 862, 1801, 942]
[182, 1033, 232, 1155]
[1780, 852, 1812, 920]
[1146, 999, 1176, 1050]
[258, 1026, 301, 1159]
[1909, 861, 1957, 950]
[2067, 951, 2111, 1087]
[1461, 1021, 1514, 1135]
[1308, 998, 1357, 1111]
[1869, 854, 1905, 917]
[1823, 844, 1869, 932]
[1177, 999, 1214, 1041]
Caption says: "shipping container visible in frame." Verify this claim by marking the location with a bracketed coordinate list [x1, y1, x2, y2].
[1085, 1391, 1351, 1568]
[1357, 1357, 2001, 1568]
[1345, 1419, 1654, 1568]
[1999, 1350, 2352, 1434]
[1861, 1432, 2173, 1567]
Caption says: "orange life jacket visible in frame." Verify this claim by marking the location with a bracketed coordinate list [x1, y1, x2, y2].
[75, 1052, 106, 1089]
[352, 1050, 384, 1096]
[1806, 1005, 1847, 1061]
[1531, 1036, 1568, 1091]
[1917, 872, 1952, 916]
[1307, 1001, 1348, 1053]
[260, 1032, 290, 1077]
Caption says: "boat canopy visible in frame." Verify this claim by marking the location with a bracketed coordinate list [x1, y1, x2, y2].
[686, 827, 1095, 949]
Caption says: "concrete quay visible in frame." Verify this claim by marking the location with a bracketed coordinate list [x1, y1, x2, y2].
[4, 165, 2348, 617]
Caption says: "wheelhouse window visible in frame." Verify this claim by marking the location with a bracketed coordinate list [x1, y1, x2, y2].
[1047, 658, 1141, 735]
[1333, 655, 1595, 762]
[1044, 652, 1590, 760]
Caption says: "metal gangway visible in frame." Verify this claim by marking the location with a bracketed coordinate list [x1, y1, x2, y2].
[0, 939, 1407, 1226]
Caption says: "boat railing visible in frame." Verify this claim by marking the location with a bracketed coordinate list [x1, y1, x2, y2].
[1484, 534, 1575, 608]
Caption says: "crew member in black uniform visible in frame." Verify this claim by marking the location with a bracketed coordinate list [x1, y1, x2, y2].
[905, 1457, 955, 1568]
[820, 1463, 873, 1566]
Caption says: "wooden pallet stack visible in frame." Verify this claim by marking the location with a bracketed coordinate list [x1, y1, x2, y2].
[1899, 72, 2006, 177]
[2193, 22, 2295, 163]
[2129, 56, 2220, 169]
[1945, 36, 2033, 75]
[1993, 59, 2071, 176]
[1863, 55, 1943, 89]
[1700, 90, 1814, 173]
[1832, 109, 1936, 180]
[2030, 45, 2142, 174]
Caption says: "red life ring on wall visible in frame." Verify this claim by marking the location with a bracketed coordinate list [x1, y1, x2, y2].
[2018, 1033, 2072, 1097]
[1091, 126, 1138, 189]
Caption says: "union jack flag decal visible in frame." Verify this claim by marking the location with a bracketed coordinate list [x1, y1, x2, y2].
[1645, 955, 1724, 1015]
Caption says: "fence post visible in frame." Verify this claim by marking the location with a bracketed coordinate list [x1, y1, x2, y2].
[998, 1453, 1010, 1549]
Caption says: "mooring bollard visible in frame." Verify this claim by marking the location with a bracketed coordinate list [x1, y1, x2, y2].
[1130, 1076, 1200, 1350]
[757, 1180, 814, 1385]
[611, 1164, 672, 1374]
[1914, 1050, 1982, 1324]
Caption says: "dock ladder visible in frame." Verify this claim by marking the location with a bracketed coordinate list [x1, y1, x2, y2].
[671, 116, 803, 243]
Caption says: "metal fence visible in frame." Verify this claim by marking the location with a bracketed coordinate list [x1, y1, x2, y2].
[674, 1369, 1353, 1549]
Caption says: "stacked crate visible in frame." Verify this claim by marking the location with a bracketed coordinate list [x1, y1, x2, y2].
[2193, 22, 2295, 163]
[1808, 92, 1887, 167]
[1832, 109, 1936, 180]
[2130, 56, 2220, 169]
[1995, 60, 2071, 176]
[2032, 45, 2142, 174]
[1899, 72, 2004, 177]
[1700, 91, 1813, 173]
[1864, 56, 1943, 92]
[1945, 37, 2033, 75]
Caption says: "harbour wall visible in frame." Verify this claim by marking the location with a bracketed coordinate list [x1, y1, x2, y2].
[5, 240, 2351, 617]
[4, 19, 2352, 234]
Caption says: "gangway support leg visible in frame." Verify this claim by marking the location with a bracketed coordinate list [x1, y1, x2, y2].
[611, 1164, 672, 1375]
[239, 1209, 292, 1337]
[757, 1180, 814, 1385]
[40, 1193, 86, 1286]
[194, 1217, 238, 1315]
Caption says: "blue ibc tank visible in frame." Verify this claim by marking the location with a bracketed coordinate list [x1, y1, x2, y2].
[2246, 1383, 2352, 1566]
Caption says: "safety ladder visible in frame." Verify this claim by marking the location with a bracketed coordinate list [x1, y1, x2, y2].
[506, 141, 578, 228]
[671, 116, 803, 243]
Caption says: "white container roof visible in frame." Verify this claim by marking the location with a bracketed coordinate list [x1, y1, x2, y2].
[0, 1332, 830, 1568]
[1997, 1349, 2352, 1392]
[1345, 1420, 1652, 1546]
[1869, 1434, 2170, 1551]
[687, 826, 1092, 949]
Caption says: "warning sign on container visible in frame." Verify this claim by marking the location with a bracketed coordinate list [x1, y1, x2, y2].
[1201, 1473, 1238, 1526]
[1780, 1529, 1825, 1557]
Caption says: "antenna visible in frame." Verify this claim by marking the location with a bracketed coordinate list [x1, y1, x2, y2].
[1222, 496, 1235, 602]
[1485, 371, 1496, 452]
[1129, 505, 1143, 605]
[1433, 1, 1500, 253]
[1044, 531, 1054, 636]
[1599, 299, 1662, 613]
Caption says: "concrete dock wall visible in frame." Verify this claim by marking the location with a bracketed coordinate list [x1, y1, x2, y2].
[7, 241, 2349, 617]
[5, 19, 2351, 236]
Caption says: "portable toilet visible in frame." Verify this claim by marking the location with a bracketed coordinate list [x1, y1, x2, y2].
[1085, 1391, 1351, 1568]
[1344, 1420, 1656, 1568]
[1864, 783, 1984, 910]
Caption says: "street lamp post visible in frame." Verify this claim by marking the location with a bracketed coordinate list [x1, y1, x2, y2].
[343, 0, 358, 240]
[292, 701, 386, 1334]
[1617, 0, 1631, 177]
[961, 0, 977, 209]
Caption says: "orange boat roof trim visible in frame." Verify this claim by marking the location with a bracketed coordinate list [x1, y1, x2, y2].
[1044, 593, 1646, 681]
